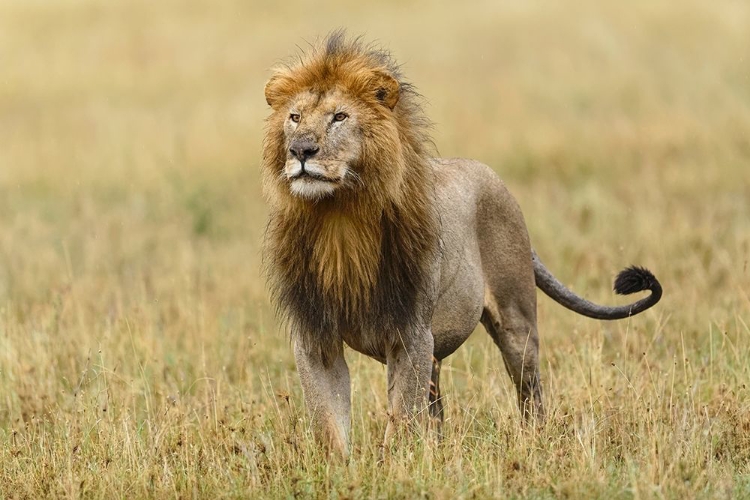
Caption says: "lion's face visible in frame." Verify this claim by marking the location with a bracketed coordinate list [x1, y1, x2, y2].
[263, 53, 402, 204]
[280, 89, 364, 200]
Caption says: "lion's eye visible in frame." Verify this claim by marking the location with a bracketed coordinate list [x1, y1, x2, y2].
[333, 112, 348, 122]
[289, 113, 300, 123]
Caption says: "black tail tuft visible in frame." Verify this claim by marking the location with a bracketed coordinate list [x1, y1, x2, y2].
[613, 266, 660, 295]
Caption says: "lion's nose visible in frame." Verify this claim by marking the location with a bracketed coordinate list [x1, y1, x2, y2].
[289, 141, 320, 162]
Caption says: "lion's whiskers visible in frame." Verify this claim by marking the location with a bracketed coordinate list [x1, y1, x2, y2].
[344, 168, 364, 189]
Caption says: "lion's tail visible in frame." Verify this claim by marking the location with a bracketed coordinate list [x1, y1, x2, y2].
[532, 251, 662, 320]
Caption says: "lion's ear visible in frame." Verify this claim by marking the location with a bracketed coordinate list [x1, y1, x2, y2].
[264, 73, 288, 109]
[371, 71, 400, 110]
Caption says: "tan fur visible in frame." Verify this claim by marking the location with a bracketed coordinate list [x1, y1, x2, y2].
[262, 32, 661, 458]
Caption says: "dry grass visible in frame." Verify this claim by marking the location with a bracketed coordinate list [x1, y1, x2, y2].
[1, 0, 749, 498]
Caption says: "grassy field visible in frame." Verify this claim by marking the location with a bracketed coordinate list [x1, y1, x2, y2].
[1, 0, 749, 498]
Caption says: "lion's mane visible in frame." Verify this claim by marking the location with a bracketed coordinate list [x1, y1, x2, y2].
[262, 32, 439, 366]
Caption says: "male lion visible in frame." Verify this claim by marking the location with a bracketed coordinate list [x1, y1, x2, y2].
[262, 32, 662, 457]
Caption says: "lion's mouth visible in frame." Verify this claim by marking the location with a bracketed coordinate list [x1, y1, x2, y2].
[289, 171, 336, 183]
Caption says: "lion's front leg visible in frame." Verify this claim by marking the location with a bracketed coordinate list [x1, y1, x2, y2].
[384, 329, 434, 444]
[294, 340, 351, 458]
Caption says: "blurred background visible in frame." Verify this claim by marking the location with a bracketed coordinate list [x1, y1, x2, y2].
[1, 0, 749, 496]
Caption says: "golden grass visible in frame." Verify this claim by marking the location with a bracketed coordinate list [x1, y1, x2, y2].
[1, 0, 749, 497]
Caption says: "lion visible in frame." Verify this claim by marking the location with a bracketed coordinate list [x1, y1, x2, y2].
[262, 32, 662, 457]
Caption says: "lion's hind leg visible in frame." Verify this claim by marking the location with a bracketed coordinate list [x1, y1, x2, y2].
[480, 299, 544, 422]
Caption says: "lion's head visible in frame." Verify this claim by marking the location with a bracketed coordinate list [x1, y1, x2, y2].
[262, 31, 431, 206]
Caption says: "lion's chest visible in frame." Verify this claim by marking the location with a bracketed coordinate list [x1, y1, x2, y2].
[309, 215, 381, 310]
[269, 204, 437, 364]
[340, 328, 388, 363]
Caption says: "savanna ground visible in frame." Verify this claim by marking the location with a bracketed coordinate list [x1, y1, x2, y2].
[1, 0, 749, 498]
